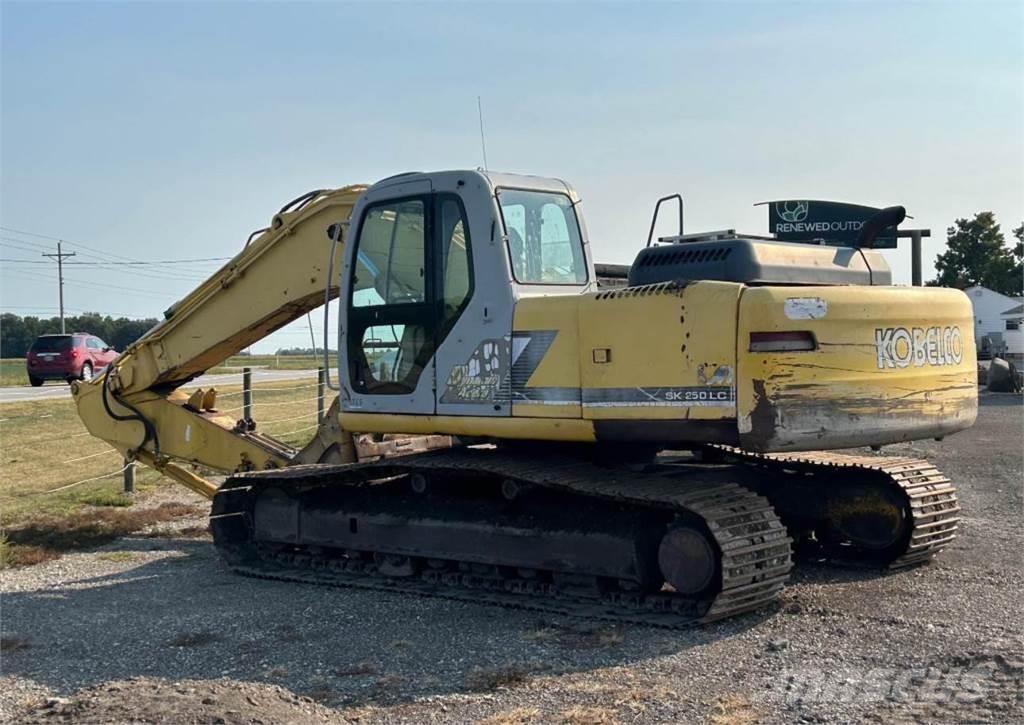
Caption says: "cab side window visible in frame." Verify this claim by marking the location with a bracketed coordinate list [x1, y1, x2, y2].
[438, 197, 472, 335]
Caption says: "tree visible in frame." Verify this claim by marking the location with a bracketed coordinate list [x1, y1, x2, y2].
[0, 313, 159, 358]
[1007, 222, 1024, 295]
[929, 212, 1022, 295]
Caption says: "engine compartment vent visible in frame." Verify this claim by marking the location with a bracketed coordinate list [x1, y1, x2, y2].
[628, 237, 891, 287]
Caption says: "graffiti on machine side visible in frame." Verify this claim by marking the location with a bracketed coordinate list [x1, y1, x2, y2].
[440, 332, 558, 405]
[440, 338, 511, 403]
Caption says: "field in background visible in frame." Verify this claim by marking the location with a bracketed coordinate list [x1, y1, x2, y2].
[0, 377, 322, 565]
[207, 354, 324, 374]
[1, 358, 27, 387]
[1, 355, 324, 386]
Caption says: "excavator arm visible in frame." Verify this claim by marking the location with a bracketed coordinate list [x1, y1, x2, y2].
[72, 185, 368, 497]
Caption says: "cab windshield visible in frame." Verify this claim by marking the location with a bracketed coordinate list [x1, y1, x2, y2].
[497, 189, 588, 285]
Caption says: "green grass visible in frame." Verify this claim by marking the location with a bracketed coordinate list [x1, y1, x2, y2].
[0, 371, 320, 567]
[78, 490, 135, 507]
[1, 358, 28, 387]
[207, 354, 323, 374]
[0, 395, 166, 524]
[0, 378, 320, 525]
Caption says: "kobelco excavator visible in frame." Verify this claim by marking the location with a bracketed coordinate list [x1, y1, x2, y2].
[72, 170, 976, 626]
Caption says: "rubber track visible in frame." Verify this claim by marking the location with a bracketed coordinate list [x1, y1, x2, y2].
[212, 448, 793, 628]
[717, 448, 960, 568]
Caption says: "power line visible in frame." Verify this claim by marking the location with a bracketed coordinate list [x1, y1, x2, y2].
[0, 239, 55, 256]
[1, 267, 209, 285]
[0, 257, 230, 266]
[0, 233, 53, 251]
[1, 225, 159, 263]
[0, 306, 144, 317]
[0, 226, 70, 243]
[1, 244, 212, 283]
[4, 268, 182, 299]
[0, 229, 230, 278]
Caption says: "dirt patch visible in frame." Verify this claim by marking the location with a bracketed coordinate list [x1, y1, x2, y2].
[12, 677, 341, 724]
[166, 630, 223, 648]
[465, 664, 536, 691]
[334, 662, 380, 678]
[479, 707, 542, 725]
[559, 705, 620, 724]
[707, 694, 760, 725]
[0, 502, 201, 568]
[0, 635, 31, 653]
[96, 551, 141, 563]
[523, 621, 626, 649]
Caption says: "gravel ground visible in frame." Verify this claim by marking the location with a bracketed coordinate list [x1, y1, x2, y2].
[2, 393, 1021, 724]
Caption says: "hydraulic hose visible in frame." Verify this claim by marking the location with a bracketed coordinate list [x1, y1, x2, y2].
[323, 221, 345, 391]
[101, 367, 161, 458]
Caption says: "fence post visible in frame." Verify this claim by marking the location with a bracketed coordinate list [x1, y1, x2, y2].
[243, 366, 253, 424]
[317, 367, 326, 423]
[123, 457, 135, 494]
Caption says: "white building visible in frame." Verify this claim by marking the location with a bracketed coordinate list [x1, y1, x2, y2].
[1000, 303, 1023, 361]
[964, 286, 1023, 359]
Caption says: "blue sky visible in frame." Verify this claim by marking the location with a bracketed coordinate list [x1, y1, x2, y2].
[2, 0, 1021, 354]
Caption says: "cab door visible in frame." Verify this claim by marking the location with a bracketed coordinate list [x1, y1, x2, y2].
[342, 179, 437, 415]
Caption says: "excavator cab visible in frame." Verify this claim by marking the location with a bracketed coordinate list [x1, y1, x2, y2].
[339, 171, 596, 419]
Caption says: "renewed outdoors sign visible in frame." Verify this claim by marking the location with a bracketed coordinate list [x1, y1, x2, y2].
[761, 200, 898, 248]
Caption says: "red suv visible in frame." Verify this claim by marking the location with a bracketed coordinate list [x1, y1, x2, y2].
[26, 333, 118, 386]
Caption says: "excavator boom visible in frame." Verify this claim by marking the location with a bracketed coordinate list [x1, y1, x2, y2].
[72, 186, 366, 492]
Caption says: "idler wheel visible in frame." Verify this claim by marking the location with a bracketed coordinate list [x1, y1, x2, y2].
[409, 473, 428, 494]
[823, 484, 908, 552]
[374, 553, 416, 577]
[657, 525, 719, 596]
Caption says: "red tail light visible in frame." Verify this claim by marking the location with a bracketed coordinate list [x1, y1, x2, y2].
[749, 331, 817, 352]
[70, 348, 80, 358]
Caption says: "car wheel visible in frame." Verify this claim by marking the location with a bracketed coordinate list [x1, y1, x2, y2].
[80, 362, 94, 382]
[29, 375, 43, 387]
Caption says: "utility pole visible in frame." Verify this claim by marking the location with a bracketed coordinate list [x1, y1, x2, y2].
[306, 312, 317, 357]
[42, 241, 76, 333]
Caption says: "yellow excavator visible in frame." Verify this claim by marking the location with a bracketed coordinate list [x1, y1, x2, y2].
[72, 170, 976, 626]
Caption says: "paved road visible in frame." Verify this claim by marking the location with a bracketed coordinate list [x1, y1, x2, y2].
[0, 368, 320, 404]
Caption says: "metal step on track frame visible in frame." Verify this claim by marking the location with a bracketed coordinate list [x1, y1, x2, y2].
[210, 448, 794, 629]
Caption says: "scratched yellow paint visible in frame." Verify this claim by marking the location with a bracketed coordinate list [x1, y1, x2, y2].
[736, 285, 977, 451]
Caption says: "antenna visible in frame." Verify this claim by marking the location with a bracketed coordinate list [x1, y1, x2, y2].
[477, 96, 489, 171]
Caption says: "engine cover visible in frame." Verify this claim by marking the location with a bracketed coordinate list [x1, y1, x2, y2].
[628, 237, 891, 287]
